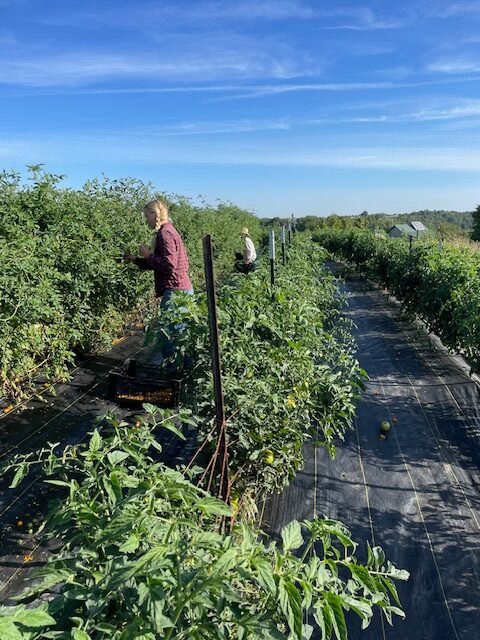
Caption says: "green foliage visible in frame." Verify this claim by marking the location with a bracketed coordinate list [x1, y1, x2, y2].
[0, 410, 408, 639]
[167, 197, 263, 284]
[471, 204, 480, 241]
[294, 210, 474, 234]
[316, 227, 480, 371]
[151, 236, 365, 498]
[374, 209, 473, 232]
[0, 168, 152, 398]
[0, 167, 259, 399]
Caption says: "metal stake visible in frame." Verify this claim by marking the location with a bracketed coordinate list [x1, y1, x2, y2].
[269, 229, 275, 287]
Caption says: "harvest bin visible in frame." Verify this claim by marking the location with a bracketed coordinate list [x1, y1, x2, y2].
[108, 359, 181, 408]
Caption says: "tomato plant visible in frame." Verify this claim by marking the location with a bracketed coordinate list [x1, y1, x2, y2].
[0, 167, 261, 399]
[316, 228, 480, 371]
[151, 236, 365, 498]
[0, 409, 408, 639]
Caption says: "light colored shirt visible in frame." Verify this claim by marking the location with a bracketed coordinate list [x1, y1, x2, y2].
[243, 236, 257, 264]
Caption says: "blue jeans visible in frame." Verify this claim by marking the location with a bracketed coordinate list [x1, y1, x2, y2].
[160, 288, 194, 310]
[160, 289, 194, 364]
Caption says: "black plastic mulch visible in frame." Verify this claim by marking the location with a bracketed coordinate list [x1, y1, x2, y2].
[261, 269, 480, 640]
[0, 332, 195, 601]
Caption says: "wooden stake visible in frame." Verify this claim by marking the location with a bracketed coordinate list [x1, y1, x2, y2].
[202, 235, 228, 502]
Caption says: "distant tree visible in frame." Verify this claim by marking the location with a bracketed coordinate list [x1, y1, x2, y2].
[471, 205, 480, 241]
[325, 214, 342, 228]
[360, 210, 369, 216]
[261, 216, 288, 227]
[437, 222, 466, 241]
[354, 216, 370, 228]
[296, 215, 324, 232]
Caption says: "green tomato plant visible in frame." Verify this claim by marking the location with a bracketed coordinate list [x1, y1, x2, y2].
[153, 236, 365, 499]
[0, 167, 261, 400]
[0, 409, 408, 640]
[316, 228, 480, 372]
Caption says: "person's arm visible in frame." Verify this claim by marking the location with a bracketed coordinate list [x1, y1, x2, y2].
[124, 247, 153, 270]
[133, 256, 154, 270]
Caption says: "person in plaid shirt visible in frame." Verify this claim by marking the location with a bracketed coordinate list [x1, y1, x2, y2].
[125, 199, 193, 308]
[124, 200, 193, 368]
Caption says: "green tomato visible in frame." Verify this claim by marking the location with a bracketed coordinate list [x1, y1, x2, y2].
[380, 421, 391, 433]
[263, 450, 275, 465]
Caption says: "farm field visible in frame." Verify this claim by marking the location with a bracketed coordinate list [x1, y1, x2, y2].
[0, 221, 410, 638]
[263, 268, 480, 640]
[0, 251, 478, 638]
[1, 173, 479, 638]
[3, 1, 480, 637]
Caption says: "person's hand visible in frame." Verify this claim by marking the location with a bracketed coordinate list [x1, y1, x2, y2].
[123, 253, 136, 263]
[139, 244, 150, 258]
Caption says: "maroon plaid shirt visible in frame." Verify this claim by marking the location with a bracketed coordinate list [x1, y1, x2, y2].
[135, 222, 192, 297]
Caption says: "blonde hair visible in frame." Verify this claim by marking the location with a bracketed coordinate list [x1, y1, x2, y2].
[144, 199, 169, 231]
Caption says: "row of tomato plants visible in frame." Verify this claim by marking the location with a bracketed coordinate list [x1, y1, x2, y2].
[168, 236, 365, 497]
[315, 228, 480, 372]
[0, 234, 409, 639]
[0, 167, 261, 400]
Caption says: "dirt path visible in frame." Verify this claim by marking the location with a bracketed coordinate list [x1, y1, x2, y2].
[262, 273, 480, 640]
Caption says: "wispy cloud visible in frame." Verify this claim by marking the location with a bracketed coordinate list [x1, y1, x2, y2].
[39, 2, 407, 33]
[318, 7, 406, 30]
[5, 73, 480, 99]
[333, 104, 480, 123]
[40, 0, 318, 29]
[296, 100, 480, 128]
[427, 57, 480, 73]
[311, 96, 480, 125]
[210, 74, 480, 100]
[4, 130, 480, 173]
[184, 0, 317, 21]
[406, 103, 480, 120]
[436, 2, 480, 17]
[0, 45, 317, 87]
[123, 107, 480, 135]
[213, 81, 400, 100]
[137, 118, 291, 136]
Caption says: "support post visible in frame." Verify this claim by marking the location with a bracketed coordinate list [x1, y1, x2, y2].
[270, 229, 275, 287]
[202, 235, 228, 502]
[288, 222, 292, 246]
[281, 225, 286, 265]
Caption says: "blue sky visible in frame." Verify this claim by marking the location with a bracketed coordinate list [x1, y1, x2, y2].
[1, 0, 480, 216]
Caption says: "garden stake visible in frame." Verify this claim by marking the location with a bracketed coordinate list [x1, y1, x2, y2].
[281, 225, 286, 265]
[270, 229, 275, 290]
[203, 235, 229, 503]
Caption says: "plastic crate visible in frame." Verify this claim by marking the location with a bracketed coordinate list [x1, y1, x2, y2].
[108, 360, 181, 408]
